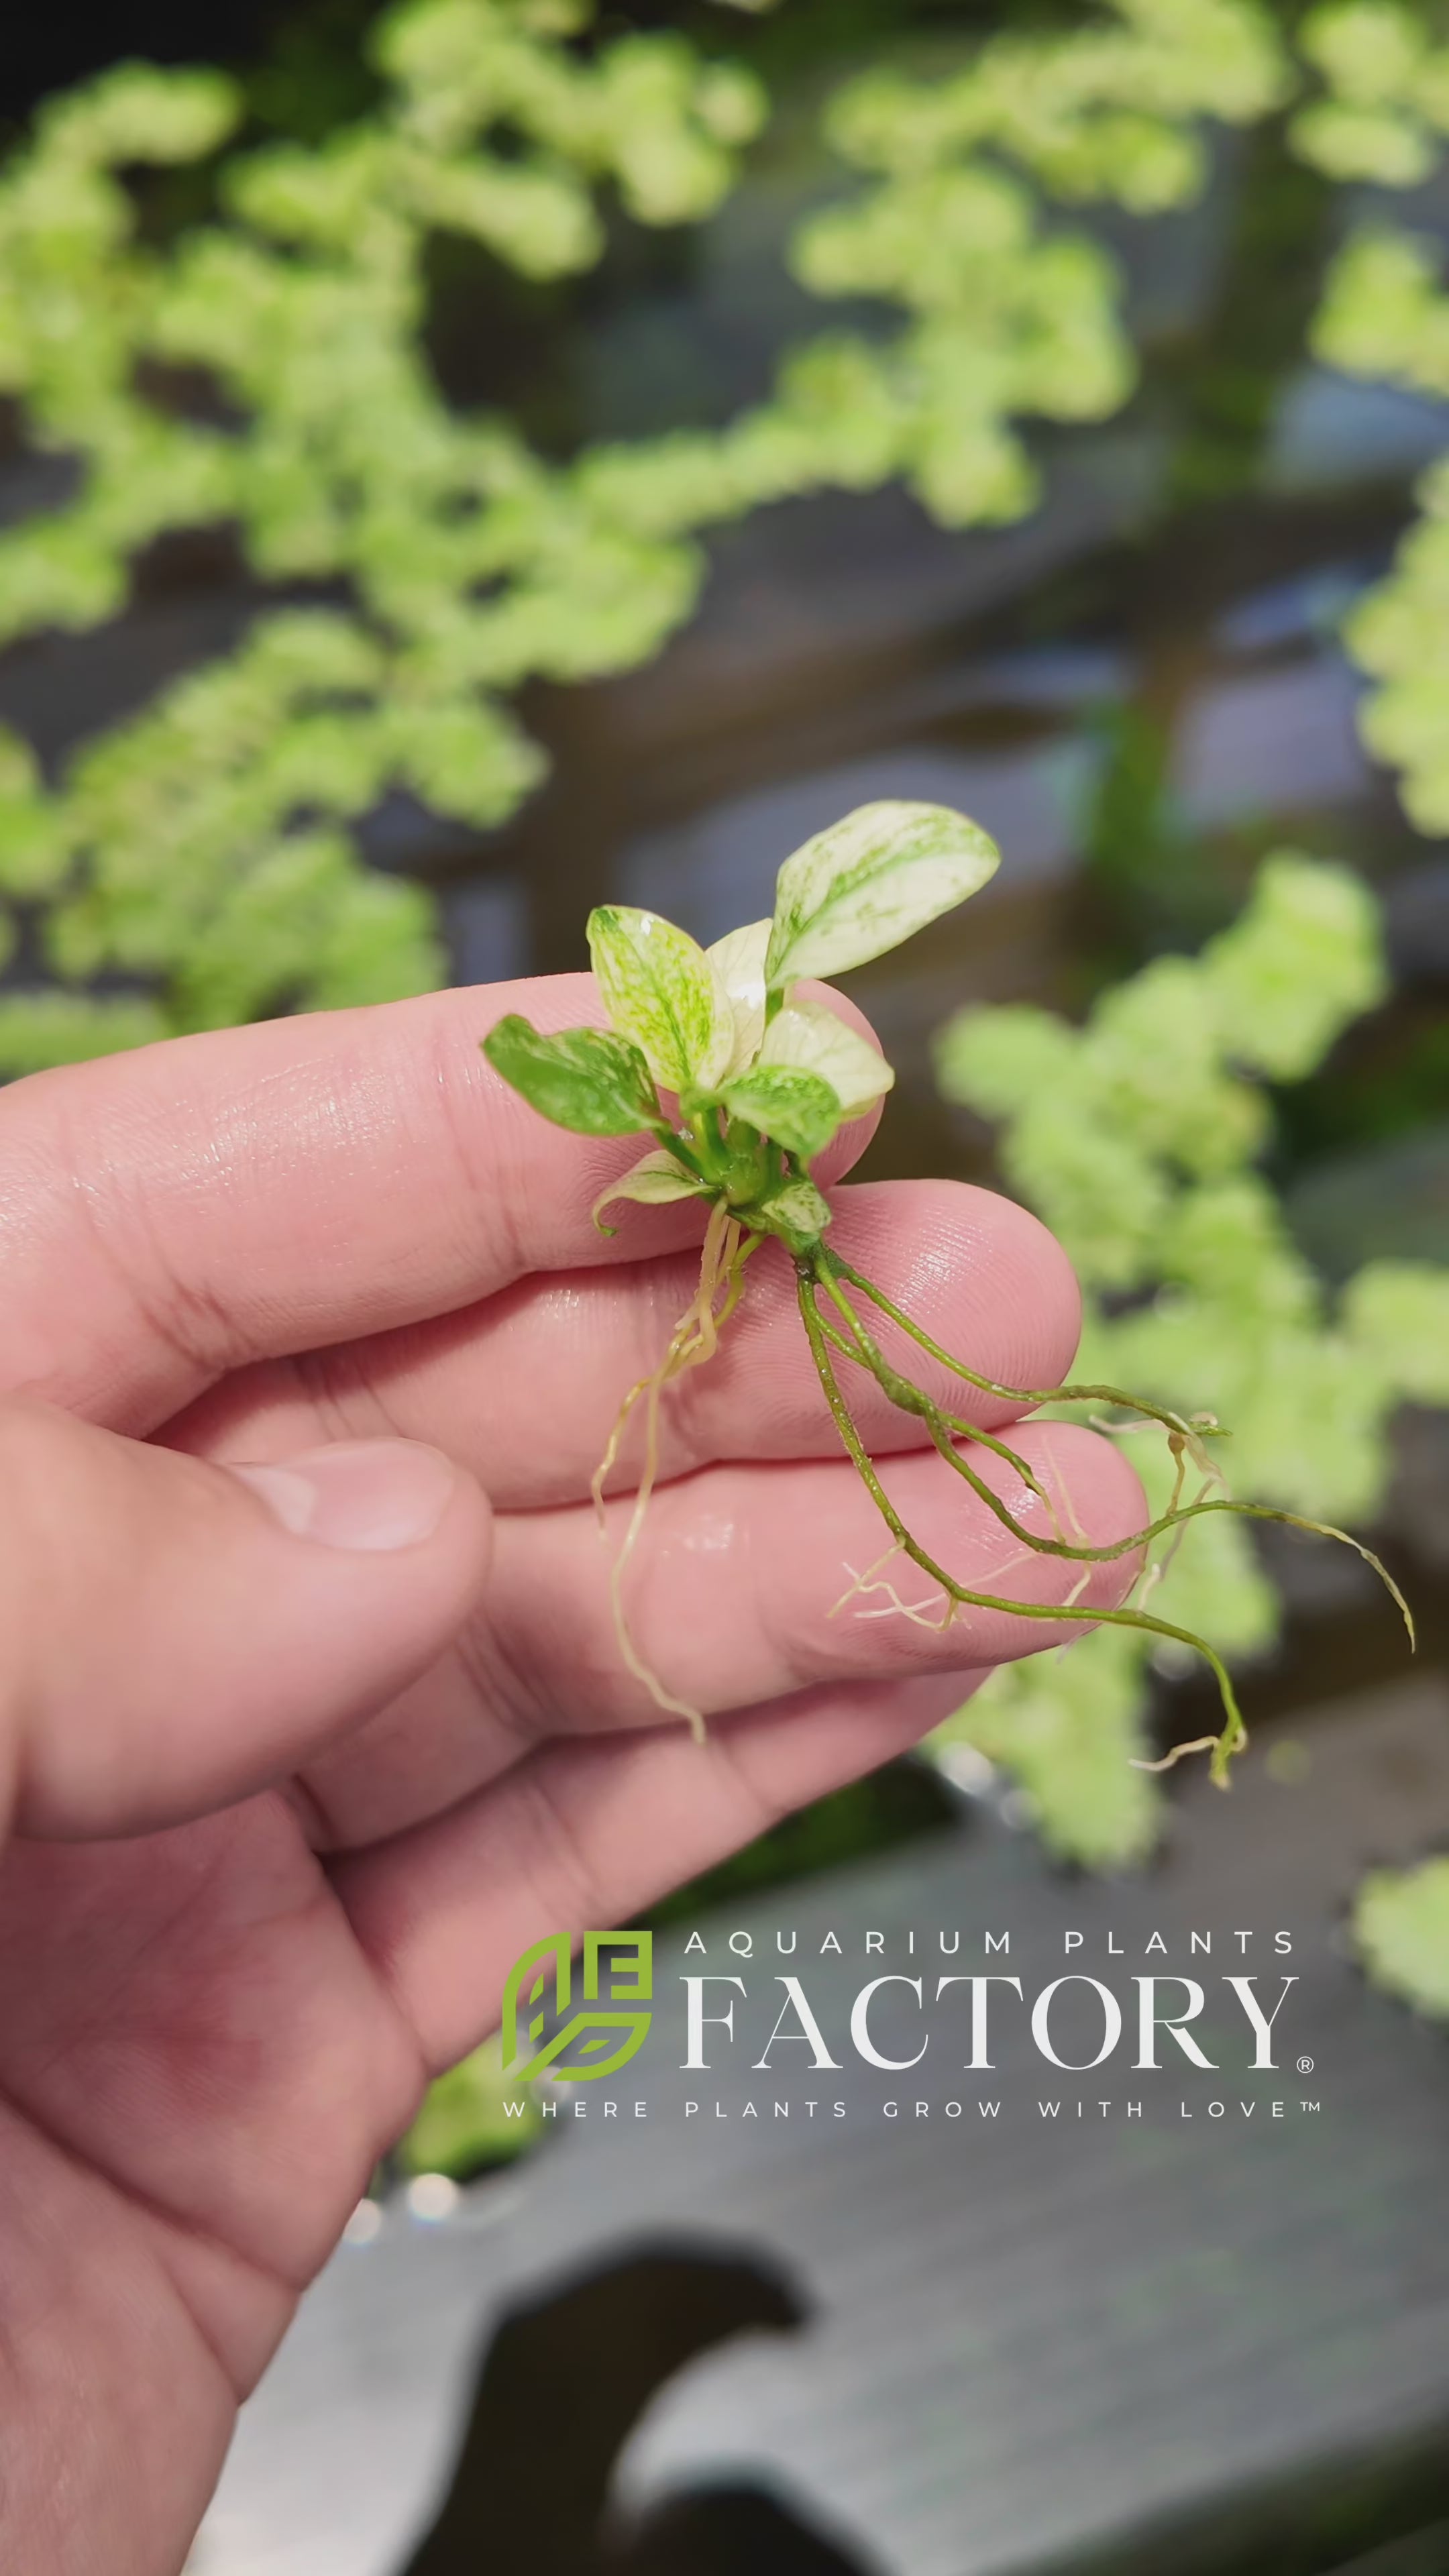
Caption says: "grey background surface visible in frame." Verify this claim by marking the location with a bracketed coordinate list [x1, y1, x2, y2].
[197, 1680, 1449, 2576]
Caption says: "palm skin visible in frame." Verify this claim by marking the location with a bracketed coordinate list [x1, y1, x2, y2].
[0, 974, 1141, 2573]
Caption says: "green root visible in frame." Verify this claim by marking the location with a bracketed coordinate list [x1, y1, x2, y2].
[796, 1245, 1413, 1788]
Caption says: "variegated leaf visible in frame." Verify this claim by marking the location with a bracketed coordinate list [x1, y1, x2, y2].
[749, 1173, 833, 1250]
[588, 904, 735, 1091]
[482, 1016, 660, 1136]
[765, 801, 1000, 985]
[757, 995, 894, 1116]
[592, 1147, 710, 1234]
[720, 1064, 843, 1160]
[707, 917, 772, 1073]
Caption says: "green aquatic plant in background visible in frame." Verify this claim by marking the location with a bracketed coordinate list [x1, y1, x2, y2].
[1291, 0, 1449, 188]
[1312, 227, 1449, 836]
[785, 0, 1287, 523]
[1354, 1857, 1449, 2017]
[0, 0, 1294, 1070]
[1295, 1, 1449, 834]
[0, 6, 773, 1062]
[929, 858, 1449, 1862]
[398, 2031, 543, 2178]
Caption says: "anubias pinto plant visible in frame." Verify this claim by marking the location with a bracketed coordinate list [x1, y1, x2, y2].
[482, 802, 1411, 1782]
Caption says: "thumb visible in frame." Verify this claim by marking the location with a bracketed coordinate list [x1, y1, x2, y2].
[0, 1399, 492, 1841]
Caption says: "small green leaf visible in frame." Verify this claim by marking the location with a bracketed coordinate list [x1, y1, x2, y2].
[482, 1016, 660, 1136]
[708, 918, 772, 1074]
[720, 1065, 843, 1159]
[1354, 1858, 1449, 2017]
[588, 905, 734, 1091]
[749, 1172, 833, 1251]
[592, 1146, 711, 1233]
[765, 801, 1000, 985]
[757, 995, 894, 1116]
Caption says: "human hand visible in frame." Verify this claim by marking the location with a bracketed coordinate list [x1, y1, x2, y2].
[0, 974, 1141, 2572]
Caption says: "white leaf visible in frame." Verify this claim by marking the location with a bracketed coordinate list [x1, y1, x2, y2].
[592, 1148, 710, 1234]
[765, 801, 1000, 985]
[757, 995, 894, 1117]
[588, 906, 735, 1091]
[707, 918, 772, 1074]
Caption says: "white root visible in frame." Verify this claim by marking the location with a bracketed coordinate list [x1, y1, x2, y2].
[848, 1576, 960, 1632]
[594, 1202, 754, 1737]
[1131, 1731, 1246, 1776]
[827, 1541, 908, 1618]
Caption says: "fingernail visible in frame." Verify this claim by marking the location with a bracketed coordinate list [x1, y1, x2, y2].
[229, 1441, 458, 1552]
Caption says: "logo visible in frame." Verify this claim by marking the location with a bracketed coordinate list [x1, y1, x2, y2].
[500, 1931, 653, 2082]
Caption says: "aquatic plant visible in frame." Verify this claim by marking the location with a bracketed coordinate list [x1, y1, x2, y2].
[1291, 0, 1449, 186]
[483, 802, 1411, 1786]
[1311, 228, 1449, 836]
[930, 855, 1449, 1861]
[1283, 1, 1449, 836]
[0, 0, 1291, 1070]
[1354, 1857, 1449, 2017]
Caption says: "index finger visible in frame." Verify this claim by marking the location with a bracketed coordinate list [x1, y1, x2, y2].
[0, 977, 883, 1435]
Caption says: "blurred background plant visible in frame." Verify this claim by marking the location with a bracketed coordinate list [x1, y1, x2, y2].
[0, 0, 1283, 1070]
[5, 0, 1449, 2131]
[396, 2032, 543, 2180]
[931, 850, 1449, 1864]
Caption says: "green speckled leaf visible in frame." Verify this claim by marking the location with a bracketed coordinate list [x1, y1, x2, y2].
[765, 801, 1000, 985]
[748, 1171, 833, 1250]
[721, 1063, 843, 1159]
[482, 1015, 659, 1137]
[757, 994, 894, 1116]
[588, 904, 735, 1090]
[592, 1146, 710, 1233]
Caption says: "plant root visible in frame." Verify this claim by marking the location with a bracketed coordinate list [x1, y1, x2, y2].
[588, 1200, 1412, 1790]
[828, 1540, 909, 1618]
[592, 1201, 756, 1738]
[796, 1244, 1413, 1787]
[1130, 1733, 1244, 1776]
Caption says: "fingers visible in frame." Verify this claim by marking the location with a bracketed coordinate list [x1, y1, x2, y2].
[335, 1672, 976, 2073]
[487, 1419, 1142, 1719]
[1, 978, 881, 1436]
[0, 1399, 492, 1839]
[294, 1419, 1143, 1850]
[169, 1179, 1083, 1510]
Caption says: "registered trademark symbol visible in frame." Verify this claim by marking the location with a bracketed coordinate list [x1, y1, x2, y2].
[1297, 2055, 1314, 2074]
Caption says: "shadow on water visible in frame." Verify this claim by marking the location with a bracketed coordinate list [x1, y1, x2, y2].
[394, 2241, 873, 2576]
